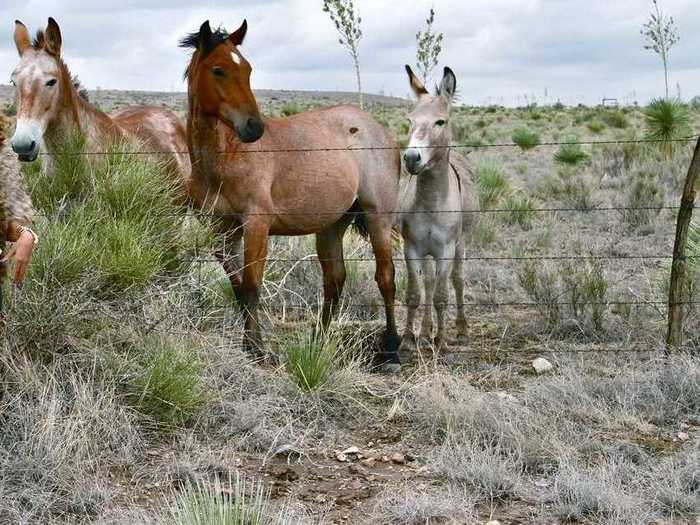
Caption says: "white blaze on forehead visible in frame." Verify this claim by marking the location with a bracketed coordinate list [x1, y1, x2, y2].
[230, 49, 241, 65]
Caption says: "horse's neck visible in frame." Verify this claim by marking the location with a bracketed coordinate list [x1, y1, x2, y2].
[45, 87, 122, 155]
[414, 155, 452, 209]
[187, 97, 240, 177]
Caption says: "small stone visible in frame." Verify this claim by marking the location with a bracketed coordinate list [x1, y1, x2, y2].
[485, 521, 502, 525]
[341, 446, 360, 455]
[678, 432, 690, 442]
[336, 452, 348, 463]
[381, 455, 390, 463]
[360, 458, 376, 467]
[390, 452, 406, 464]
[532, 357, 553, 374]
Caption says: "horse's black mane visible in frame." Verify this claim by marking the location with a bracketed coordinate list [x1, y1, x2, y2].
[179, 26, 229, 78]
[32, 30, 45, 50]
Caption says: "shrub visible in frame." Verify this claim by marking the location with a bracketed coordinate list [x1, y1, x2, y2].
[602, 110, 629, 129]
[124, 337, 207, 427]
[280, 101, 302, 117]
[644, 98, 693, 159]
[475, 160, 510, 209]
[3, 100, 16, 116]
[511, 127, 540, 152]
[621, 169, 664, 231]
[587, 120, 606, 134]
[554, 138, 589, 166]
[503, 194, 535, 229]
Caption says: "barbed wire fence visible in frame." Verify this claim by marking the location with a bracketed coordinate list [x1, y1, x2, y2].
[16, 133, 700, 356]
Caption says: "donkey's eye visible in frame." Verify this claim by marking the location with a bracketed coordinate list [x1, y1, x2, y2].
[46, 79, 57, 87]
[435, 119, 447, 127]
[211, 67, 226, 78]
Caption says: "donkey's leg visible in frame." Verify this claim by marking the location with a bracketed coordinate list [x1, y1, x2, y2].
[215, 227, 244, 307]
[399, 242, 421, 354]
[316, 219, 351, 330]
[365, 214, 401, 370]
[419, 258, 435, 348]
[240, 220, 270, 358]
[452, 238, 468, 340]
[434, 247, 457, 353]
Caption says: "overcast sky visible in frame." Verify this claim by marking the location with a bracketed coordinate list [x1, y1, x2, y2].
[2, 0, 699, 106]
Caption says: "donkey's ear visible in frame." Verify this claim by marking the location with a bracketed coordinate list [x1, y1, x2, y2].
[45, 17, 62, 57]
[405, 65, 428, 98]
[14, 20, 31, 56]
[438, 67, 457, 103]
[198, 20, 213, 49]
[229, 19, 248, 46]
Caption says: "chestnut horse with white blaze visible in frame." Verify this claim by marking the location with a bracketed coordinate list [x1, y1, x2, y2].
[181, 20, 401, 369]
[10, 18, 189, 186]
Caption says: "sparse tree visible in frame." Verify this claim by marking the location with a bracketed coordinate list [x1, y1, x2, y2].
[415, 8, 444, 84]
[322, 0, 364, 108]
[641, 0, 680, 99]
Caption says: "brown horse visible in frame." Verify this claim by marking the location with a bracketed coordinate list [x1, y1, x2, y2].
[10, 18, 189, 185]
[181, 20, 401, 369]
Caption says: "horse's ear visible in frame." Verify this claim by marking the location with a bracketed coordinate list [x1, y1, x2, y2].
[14, 20, 31, 56]
[229, 19, 248, 46]
[405, 65, 428, 98]
[45, 17, 62, 57]
[198, 20, 213, 50]
[438, 67, 456, 104]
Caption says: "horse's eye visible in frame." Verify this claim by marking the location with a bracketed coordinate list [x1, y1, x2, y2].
[212, 67, 226, 78]
[46, 79, 57, 87]
[435, 119, 447, 127]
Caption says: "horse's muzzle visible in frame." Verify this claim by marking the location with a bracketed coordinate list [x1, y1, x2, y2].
[238, 117, 265, 144]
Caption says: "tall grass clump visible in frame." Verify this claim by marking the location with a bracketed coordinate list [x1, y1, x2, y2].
[169, 472, 274, 525]
[123, 336, 207, 427]
[475, 160, 511, 209]
[602, 110, 629, 129]
[621, 169, 664, 231]
[554, 137, 589, 166]
[23, 136, 185, 295]
[511, 127, 540, 152]
[503, 193, 535, 229]
[644, 98, 693, 159]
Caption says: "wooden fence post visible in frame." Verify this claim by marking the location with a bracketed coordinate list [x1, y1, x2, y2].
[666, 136, 700, 351]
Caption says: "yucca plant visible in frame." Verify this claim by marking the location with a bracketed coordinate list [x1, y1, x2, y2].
[503, 194, 535, 229]
[554, 137, 588, 166]
[644, 98, 693, 159]
[283, 329, 340, 392]
[169, 472, 272, 525]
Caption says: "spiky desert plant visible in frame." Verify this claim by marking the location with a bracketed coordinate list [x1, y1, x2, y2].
[644, 98, 693, 159]
[641, 0, 679, 99]
[322, 0, 364, 108]
[415, 8, 444, 84]
[511, 127, 540, 152]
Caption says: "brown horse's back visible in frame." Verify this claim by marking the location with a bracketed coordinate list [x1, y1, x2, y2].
[112, 106, 191, 188]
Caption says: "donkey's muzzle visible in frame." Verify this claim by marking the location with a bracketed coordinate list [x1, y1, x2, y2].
[404, 149, 422, 175]
[11, 138, 38, 163]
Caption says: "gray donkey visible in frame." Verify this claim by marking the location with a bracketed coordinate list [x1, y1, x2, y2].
[398, 66, 479, 354]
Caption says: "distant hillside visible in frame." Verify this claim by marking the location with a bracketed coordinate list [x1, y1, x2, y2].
[0, 86, 409, 117]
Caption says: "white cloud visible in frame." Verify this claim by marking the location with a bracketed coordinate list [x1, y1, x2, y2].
[2, 0, 699, 105]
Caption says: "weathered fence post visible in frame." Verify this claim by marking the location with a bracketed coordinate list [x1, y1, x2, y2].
[666, 136, 700, 351]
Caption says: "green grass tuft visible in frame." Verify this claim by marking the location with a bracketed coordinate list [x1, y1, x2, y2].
[283, 331, 339, 392]
[475, 160, 511, 209]
[511, 127, 540, 152]
[554, 137, 589, 166]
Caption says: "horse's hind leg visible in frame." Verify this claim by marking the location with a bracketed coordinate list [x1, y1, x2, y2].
[364, 213, 401, 370]
[452, 239, 468, 341]
[315, 218, 352, 330]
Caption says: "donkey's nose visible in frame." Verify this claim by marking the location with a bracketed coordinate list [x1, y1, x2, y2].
[404, 149, 422, 173]
[11, 137, 36, 156]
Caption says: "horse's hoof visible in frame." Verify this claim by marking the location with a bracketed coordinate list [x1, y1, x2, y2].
[399, 333, 416, 353]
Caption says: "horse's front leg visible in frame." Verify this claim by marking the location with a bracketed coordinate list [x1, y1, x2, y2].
[399, 242, 421, 355]
[240, 220, 270, 358]
[434, 243, 457, 353]
[215, 227, 244, 307]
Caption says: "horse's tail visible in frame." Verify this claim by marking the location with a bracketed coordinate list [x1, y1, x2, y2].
[349, 200, 369, 239]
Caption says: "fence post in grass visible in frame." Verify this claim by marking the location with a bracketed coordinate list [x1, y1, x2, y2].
[666, 136, 700, 351]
